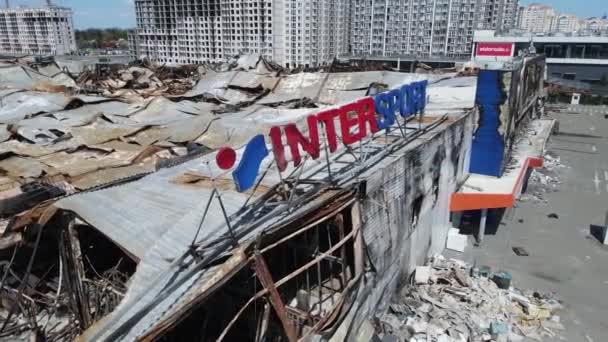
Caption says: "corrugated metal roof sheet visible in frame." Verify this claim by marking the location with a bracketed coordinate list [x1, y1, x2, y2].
[0, 124, 9, 142]
[0, 92, 73, 124]
[55, 155, 252, 260]
[127, 98, 217, 125]
[0, 62, 76, 89]
[425, 76, 477, 114]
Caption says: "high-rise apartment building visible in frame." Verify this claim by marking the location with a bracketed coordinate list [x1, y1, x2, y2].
[350, 0, 519, 60]
[132, 0, 349, 67]
[494, 0, 520, 31]
[0, 2, 76, 56]
[127, 29, 140, 60]
[516, 6, 524, 28]
[519, 3, 555, 33]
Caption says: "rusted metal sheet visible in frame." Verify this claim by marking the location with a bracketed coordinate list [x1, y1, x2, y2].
[252, 252, 297, 342]
[9, 202, 58, 232]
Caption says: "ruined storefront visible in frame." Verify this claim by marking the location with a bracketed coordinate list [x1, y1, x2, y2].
[1, 55, 478, 341]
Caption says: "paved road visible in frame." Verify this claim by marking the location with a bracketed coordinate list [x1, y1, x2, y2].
[447, 106, 608, 341]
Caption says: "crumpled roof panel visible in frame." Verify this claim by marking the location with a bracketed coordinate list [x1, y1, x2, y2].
[0, 124, 10, 142]
[0, 91, 73, 124]
[0, 57, 482, 341]
[0, 62, 76, 90]
[55, 155, 250, 261]
[259, 72, 326, 104]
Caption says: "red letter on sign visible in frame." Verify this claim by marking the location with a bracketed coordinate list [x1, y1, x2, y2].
[339, 102, 364, 145]
[357, 97, 379, 135]
[269, 126, 288, 172]
[316, 109, 339, 152]
[285, 116, 320, 167]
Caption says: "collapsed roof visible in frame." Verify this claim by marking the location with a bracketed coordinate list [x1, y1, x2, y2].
[0, 56, 453, 207]
[0, 54, 478, 341]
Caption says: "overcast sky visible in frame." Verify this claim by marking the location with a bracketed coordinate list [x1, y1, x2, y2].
[8, 1, 607, 30]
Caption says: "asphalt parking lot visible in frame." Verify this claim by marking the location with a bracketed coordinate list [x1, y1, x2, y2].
[447, 105, 608, 341]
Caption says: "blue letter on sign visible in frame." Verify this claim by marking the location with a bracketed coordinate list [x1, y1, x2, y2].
[411, 81, 428, 113]
[374, 93, 395, 130]
[399, 84, 411, 118]
[232, 134, 269, 192]
[388, 88, 402, 118]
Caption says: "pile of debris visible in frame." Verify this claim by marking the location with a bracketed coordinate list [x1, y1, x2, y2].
[375, 256, 564, 342]
[521, 153, 565, 204]
[77, 61, 200, 100]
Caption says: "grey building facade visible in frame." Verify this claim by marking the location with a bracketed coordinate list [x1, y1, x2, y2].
[350, 0, 519, 60]
[132, 0, 349, 67]
[0, 4, 76, 56]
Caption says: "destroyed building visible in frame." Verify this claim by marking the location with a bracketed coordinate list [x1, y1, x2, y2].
[0, 53, 548, 341]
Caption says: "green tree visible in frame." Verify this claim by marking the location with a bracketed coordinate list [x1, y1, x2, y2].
[75, 28, 129, 49]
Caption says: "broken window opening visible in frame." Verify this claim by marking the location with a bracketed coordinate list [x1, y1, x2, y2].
[257, 212, 356, 338]
[411, 194, 423, 228]
[431, 146, 446, 206]
[156, 206, 360, 342]
[432, 173, 440, 205]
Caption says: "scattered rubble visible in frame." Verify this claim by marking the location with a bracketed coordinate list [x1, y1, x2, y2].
[512, 247, 529, 257]
[77, 61, 200, 100]
[520, 153, 566, 205]
[374, 256, 564, 342]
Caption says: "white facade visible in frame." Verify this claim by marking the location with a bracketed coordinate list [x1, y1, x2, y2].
[127, 29, 140, 60]
[585, 17, 608, 32]
[0, 5, 76, 56]
[519, 3, 556, 33]
[282, 0, 350, 68]
[480, 0, 520, 32]
[350, 0, 519, 60]
[133, 0, 349, 67]
[553, 14, 582, 33]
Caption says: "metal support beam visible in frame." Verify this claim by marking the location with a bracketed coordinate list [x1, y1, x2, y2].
[252, 252, 297, 342]
[59, 214, 92, 329]
[477, 208, 488, 246]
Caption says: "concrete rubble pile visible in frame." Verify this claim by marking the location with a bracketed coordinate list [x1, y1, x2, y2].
[521, 153, 565, 204]
[376, 256, 564, 342]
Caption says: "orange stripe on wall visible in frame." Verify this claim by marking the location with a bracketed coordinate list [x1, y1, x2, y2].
[449, 157, 544, 212]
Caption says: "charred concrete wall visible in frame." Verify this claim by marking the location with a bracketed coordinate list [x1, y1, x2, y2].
[470, 56, 546, 177]
[327, 113, 474, 340]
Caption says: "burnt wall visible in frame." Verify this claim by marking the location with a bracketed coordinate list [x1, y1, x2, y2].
[327, 112, 474, 340]
[470, 56, 546, 177]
